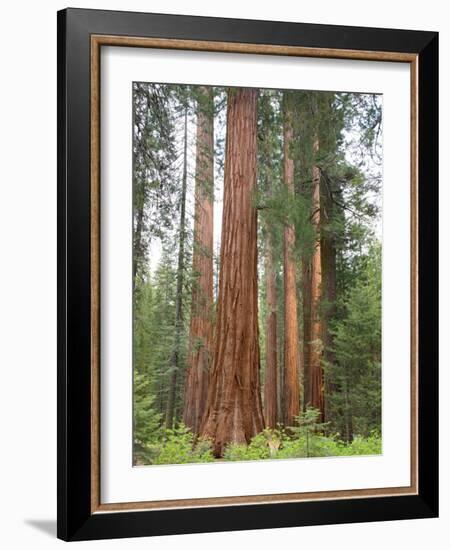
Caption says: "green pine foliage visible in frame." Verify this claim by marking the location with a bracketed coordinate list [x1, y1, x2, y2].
[133, 372, 162, 464]
[326, 242, 382, 440]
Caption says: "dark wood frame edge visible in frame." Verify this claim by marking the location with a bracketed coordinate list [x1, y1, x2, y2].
[89, 34, 419, 514]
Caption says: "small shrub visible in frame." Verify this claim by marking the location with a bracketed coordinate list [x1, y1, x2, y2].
[223, 428, 286, 461]
[148, 424, 214, 465]
[338, 431, 382, 456]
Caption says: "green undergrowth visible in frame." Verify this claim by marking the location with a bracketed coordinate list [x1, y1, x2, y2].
[222, 428, 381, 461]
[135, 415, 381, 466]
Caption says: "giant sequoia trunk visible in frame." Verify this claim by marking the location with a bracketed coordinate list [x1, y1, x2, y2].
[183, 88, 215, 434]
[282, 97, 301, 427]
[200, 88, 264, 456]
[309, 134, 325, 420]
[264, 233, 278, 429]
[165, 108, 188, 429]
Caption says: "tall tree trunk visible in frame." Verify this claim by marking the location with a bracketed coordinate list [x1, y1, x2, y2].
[277, 281, 284, 423]
[309, 132, 325, 420]
[321, 180, 337, 422]
[200, 88, 264, 456]
[183, 88, 215, 434]
[166, 108, 189, 429]
[302, 258, 312, 406]
[264, 232, 278, 428]
[282, 96, 301, 426]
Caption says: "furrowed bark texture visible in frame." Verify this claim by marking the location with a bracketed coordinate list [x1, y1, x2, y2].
[309, 135, 325, 420]
[183, 88, 215, 434]
[264, 233, 278, 428]
[282, 99, 301, 427]
[200, 88, 264, 456]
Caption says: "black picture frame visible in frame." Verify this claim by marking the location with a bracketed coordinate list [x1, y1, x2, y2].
[57, 7, 438, 541]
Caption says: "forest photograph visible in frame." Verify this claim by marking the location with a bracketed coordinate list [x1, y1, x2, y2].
[132, 82, 382, 466]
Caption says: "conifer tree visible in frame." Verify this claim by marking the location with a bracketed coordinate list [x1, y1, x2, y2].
[183, 87, 215, 433]
[201, 88, 265, 456]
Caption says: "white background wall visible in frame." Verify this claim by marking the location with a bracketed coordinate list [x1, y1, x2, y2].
[0, 1, 447, 548]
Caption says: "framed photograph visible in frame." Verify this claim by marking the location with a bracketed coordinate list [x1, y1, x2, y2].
[57, 8, 438, 541]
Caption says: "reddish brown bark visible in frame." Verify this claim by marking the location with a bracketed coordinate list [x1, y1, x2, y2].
[282, 98, 301, 427]
[302, 257, 312, 406]
[183, 88, 214, 434]
[277, 303, 284, 423]
[264, 233, 278, 429]
[200, 88, 264, 456]
[309, 135, 325, 420]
